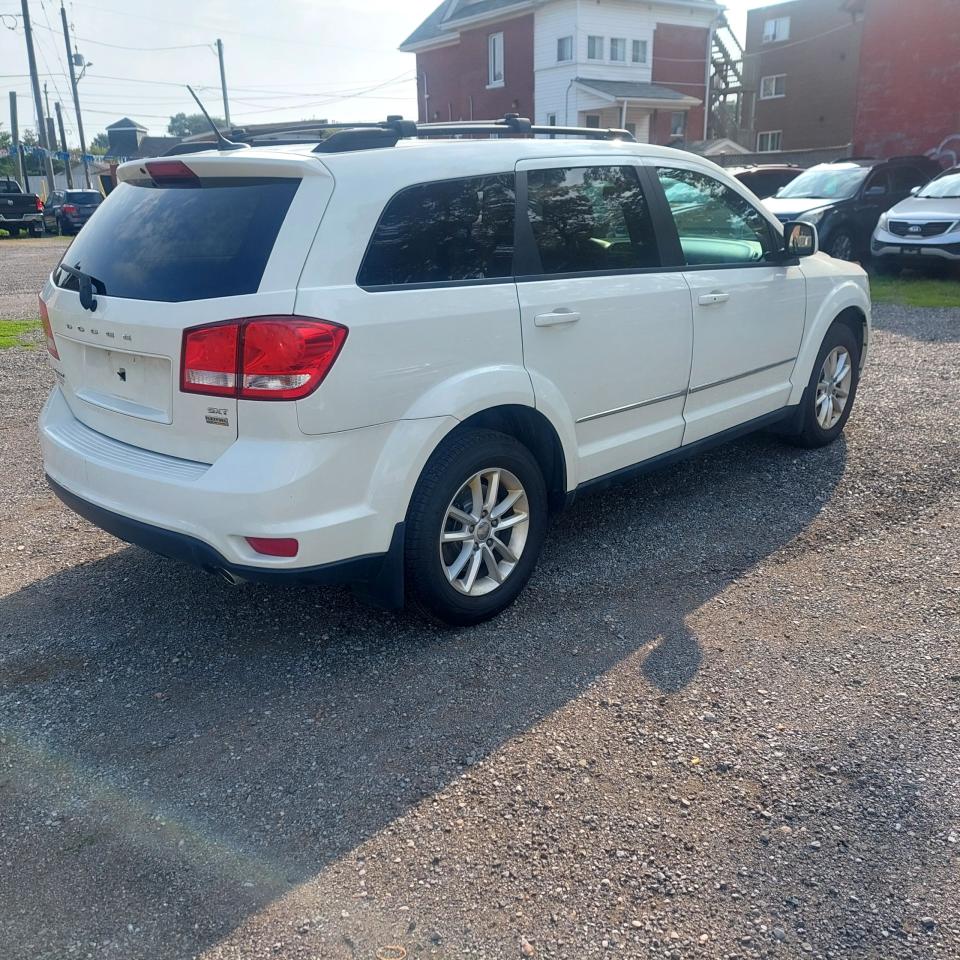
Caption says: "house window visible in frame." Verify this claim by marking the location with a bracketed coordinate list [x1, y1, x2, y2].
[557, 35, 573, 62]
[760, 74, 786, 99]
[757, 130, 783, 152]
[585, 114, 601, 128]
[762, 16, 790, 43]
[488, 32, 504, 86]
[632, 39, 648, 63]
[610, 37, 626, 61]
[670, 111, 686, 138]
[547, 113, 557, 125]
[587, 35, 603, 60]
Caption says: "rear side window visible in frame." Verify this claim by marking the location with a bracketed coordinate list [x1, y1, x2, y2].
[357, 174, 516, 288]
[54, 178, 300, 303]
[525, 165, 660, 274]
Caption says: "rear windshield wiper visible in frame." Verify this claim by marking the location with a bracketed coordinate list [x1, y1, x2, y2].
[58, 262, 107, 312]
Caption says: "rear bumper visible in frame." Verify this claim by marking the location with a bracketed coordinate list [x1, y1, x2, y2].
[39, 386, 453, 596]
[47, 475, 401, 588]
[0, 212, 42, 226]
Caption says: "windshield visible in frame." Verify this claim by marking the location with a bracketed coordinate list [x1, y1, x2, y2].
[65, 191, 102, 203]
[917, 170, 960, 199]
[777, 167, 868, 200]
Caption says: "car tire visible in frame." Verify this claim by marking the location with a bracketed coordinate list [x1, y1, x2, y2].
[827, 229, 855, 261]
[404, 428, 548, 626]
[784, 322, 861, 449]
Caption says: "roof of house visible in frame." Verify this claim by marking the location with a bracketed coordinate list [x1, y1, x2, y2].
[575, 78, 696, 103]
[679, 137, 751, 156]
[137, 136, 182, 158]
[106, 117, 148, 131]
[401, 0, 720, 49]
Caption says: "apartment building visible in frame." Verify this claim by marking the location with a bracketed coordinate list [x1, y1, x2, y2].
[400, 0, 721, 145]
[742, 0, 863, 154]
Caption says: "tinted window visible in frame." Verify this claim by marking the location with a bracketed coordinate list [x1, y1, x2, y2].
[864, 170, 890, 195]
[54, 178, 299, 303]
[65, 190, 101, 204]
[891, 166, 927, 192]
[358, 174, 515, 287]
[525, 165, 660, 274]
[657, 167, 775, 265]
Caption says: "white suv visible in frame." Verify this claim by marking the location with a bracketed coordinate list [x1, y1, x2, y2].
[38, 117, 871, 625]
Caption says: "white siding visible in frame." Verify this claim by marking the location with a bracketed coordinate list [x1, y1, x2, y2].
[533, 0, 714, 133]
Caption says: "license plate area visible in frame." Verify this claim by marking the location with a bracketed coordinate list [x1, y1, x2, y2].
[74, 342, 172, 423]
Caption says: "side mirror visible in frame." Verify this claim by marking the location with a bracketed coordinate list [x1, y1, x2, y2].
[909, 185, 921, 196]
[865, 185, 887, 197]
[783, 220, 819, 258]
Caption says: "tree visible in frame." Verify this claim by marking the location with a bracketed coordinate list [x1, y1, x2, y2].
[90, 132, 109, 154]
[168, 112, 225, 137]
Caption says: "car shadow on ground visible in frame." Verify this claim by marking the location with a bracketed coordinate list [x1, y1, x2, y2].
[1, 432, 847, 958]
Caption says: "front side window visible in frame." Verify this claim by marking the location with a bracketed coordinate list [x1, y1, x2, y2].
[587, 35, 603, 59]
[525, 165, 660, 274]
[557, 35, 573, 61]
[757, 130, 783, 152]
[760, 74, 786, 99]
[892, 166, 927, 192]
[488, 32, 504, 85]
[632, 39, 648, 63]
[763, 16, 790, 42]
[657, 167, 775, 266]
[357, 174, 516, 287]
[610, 37, 626, 61]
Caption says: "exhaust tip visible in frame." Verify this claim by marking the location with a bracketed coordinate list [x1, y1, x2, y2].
[204, 565, 245, 586]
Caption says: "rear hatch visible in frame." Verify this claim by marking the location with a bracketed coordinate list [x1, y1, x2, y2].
[43, 151, 330, 463]
[63, 189, 103, 223]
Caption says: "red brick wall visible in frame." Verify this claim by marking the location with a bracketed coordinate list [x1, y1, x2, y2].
[852, 0, 960, 162]
[415, 14, 535, 123]
[650, 23, 708, 145]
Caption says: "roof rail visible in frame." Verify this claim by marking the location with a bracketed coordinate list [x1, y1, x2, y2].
[172, 114, 635, 157]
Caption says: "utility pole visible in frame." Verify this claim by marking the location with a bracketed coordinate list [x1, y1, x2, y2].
[216, 39, 231, 128]
[61, 3, 91, 188]
[21, 0, 56, 195]
[55, 102, 73, 188]
[43, 82, 51, 125]
[9, 91, 28, 191]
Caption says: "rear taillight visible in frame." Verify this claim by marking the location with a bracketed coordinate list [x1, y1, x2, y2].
[180, 317, 347, 401]
[35, 196, 44, 212]
[145, 160, 200, 186]
[39, 296, 59, 359]
[61, 203, 77, 214]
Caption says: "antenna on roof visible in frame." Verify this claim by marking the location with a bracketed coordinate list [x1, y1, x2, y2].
[185, 85, 248, 152]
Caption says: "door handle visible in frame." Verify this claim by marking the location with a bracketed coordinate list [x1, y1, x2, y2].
[698, 291, 730, 306]
[534, 309, 581, 327]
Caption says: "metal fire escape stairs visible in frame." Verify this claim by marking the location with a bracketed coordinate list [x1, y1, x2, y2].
[708, 12, 746, 142]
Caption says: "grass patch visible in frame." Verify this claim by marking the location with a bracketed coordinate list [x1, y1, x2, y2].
[0, 318, 41, 349]
[869, 273, 960, 309]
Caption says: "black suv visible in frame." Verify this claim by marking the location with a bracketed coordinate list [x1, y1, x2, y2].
[763, 156, 940, 260]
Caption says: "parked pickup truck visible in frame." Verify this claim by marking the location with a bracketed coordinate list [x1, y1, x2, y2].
[0, 178, 44, 237]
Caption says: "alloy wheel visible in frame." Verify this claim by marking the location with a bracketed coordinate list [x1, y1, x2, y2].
[439, 467, 530, 596]
[815, 346, 853, 430]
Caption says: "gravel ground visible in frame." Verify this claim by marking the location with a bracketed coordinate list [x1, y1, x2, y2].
[1, 238, 959, 960]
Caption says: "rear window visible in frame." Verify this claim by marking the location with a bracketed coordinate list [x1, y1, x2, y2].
[54, 177, 300, 303]
[65, 190, 101, 204]
[357, 174, 516, 288]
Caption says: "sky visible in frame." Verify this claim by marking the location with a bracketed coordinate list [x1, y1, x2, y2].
[1, 0, 770, 147]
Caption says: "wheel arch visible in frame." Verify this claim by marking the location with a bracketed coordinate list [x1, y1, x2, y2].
[454, 405, 569, 513]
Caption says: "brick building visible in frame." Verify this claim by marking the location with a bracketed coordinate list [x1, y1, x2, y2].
[399, 0, 721, 145]
[742, 0, 960, 162]
[845, 0, 960, 165]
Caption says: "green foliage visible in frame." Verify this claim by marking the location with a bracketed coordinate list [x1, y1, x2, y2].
[90, 132, 109, 154]
[0, 319, 41, 349]
[168, 112, 226, 137]
[870, 274, 960, 309]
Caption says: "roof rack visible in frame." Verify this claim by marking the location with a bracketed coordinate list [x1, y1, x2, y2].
[166, 114, 635, 156]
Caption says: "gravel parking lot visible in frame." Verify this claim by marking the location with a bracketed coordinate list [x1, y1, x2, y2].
[1, 237, 959, 960]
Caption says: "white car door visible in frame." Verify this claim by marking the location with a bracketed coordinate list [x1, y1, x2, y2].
[514, 158, 694, 486]
[652, 163, 807, 444]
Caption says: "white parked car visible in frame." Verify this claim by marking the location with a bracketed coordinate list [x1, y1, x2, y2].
[872, 166, 960, 273]
[38, 117, 871, 625]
